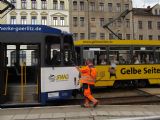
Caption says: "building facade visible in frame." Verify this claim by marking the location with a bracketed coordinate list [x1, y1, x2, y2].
[0, 1, 7, 24]
[69, 0, 133, 40]
[6, 0, 70, 32]
[133, 4, 160, 40]
[2, 0, 160, 41]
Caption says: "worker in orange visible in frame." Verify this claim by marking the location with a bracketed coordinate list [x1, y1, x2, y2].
[76, 59, 99, 108]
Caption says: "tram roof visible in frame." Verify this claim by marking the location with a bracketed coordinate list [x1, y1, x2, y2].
[0, 24, 65, 35]
[74, 39, 160, 46]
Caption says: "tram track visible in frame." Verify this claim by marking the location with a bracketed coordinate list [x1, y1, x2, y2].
[48, 87, 160, 106]
[99, 95, 160, 105]
[98, 87, 160, 105]
[2, 87, 160, 108]
[96, 87, 160, 105]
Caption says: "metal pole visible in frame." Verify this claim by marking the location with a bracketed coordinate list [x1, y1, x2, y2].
[87, 0, 90, 39]
[21, 63, 24, 102]
[3, 69, 8, 95]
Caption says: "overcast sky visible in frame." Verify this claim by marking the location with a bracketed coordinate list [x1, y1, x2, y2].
[133, 0, 160, 8]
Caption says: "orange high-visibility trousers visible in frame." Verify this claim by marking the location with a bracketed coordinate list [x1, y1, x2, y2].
[83, 84, 97, 105]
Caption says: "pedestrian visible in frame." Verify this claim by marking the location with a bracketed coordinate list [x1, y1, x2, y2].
[76, 59, 99, 108]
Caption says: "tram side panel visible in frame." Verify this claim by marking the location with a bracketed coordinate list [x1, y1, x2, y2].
[41, 67, 79, 104]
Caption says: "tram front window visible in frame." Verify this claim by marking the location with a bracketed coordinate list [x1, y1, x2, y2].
[63, 35, 75, 66]
[50, 45, 60, 66]
[45, 36, 61, 66]
[45, 35, 75, 66]
[63, 44, 74, 66]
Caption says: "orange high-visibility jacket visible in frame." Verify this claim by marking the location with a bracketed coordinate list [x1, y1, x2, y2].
[79, 66, 97, 85]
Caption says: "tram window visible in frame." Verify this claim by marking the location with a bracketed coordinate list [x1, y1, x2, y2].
[109, 46, 131, 65]
[7, 45, 39, 67]
[50, 45, 60, 66]
[20, 45, 39, 66]
[83, 47, 107, 65]
[155, 47, 160, 63]
[10, 51, 16, 66]
[45, 36, 61, 66]
[63, 42, 72, 65]
[7, 45, 16, 67]
[19, 50, 26, 65]
[133, 46, 154, 64]
[64, 49, 72, 65]
[75, 46, 81, 65]
[63, 35, 74, 66]
[134, 46, 153, 51]
[31, 51, 38, 65]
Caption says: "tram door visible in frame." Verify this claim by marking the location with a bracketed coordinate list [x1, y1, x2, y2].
[2, 44, 40, 105]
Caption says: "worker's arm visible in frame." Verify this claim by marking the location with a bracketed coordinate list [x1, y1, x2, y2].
[76, 66, 80, 72]
[76, 66, 88, 73]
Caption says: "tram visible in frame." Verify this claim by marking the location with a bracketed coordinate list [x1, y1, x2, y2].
[0, 24, 80, 106]
[74, 39, 160, 88]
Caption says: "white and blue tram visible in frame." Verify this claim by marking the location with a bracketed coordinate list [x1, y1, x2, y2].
[0, 24, 80, 106]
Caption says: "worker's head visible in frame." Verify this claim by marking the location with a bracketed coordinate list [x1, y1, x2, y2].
[85, 59, 93, 66]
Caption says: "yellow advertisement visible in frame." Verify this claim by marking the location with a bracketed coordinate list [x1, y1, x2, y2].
[95, 64, 160, 87]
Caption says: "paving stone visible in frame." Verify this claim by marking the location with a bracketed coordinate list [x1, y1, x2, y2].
[94, 116, 109, 120]
[96, 111, 109, 116]
[66, 112, 78, 118]
[53, 113, 65, 118]
[154, 111, 160, 115]
[66, 111, 92, 118]
[39, 113, 53, 119]
[119, 111, 133, 116]
[0, 115, 13, 120]
[66, 117, 93, 120]
[25, 114, 40, 119]
[51, 119, 64, 120]
[77, 111, 91, 117]
[143, 111, 157, 116]
[108, 111, 121, 116]
[38, 119, 64, 120]
[90, 110, 97, 116]
[12, 114, 26, 119]
[132, 111, 146, 116]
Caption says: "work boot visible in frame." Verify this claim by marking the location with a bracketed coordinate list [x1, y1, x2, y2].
[93, 100, 99, 108]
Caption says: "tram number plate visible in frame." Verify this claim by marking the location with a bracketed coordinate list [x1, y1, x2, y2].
[48, 92, 59, 98]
